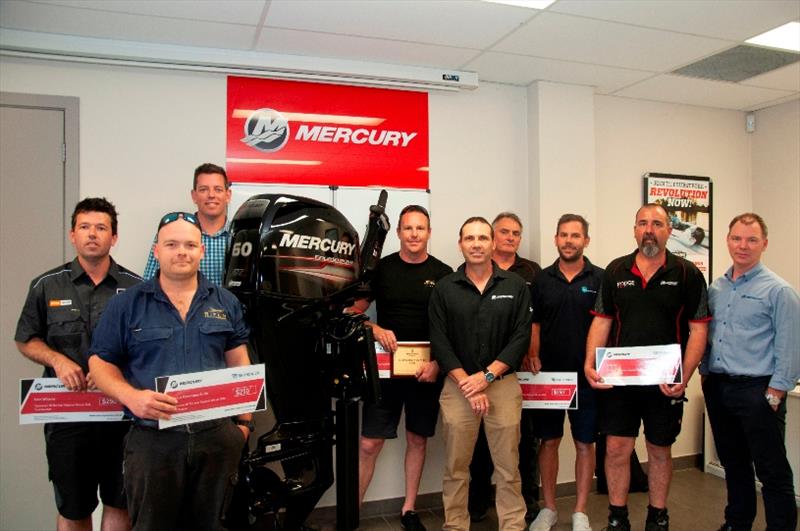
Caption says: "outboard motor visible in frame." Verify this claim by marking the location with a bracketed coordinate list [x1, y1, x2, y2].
[223, 191, 389, 530]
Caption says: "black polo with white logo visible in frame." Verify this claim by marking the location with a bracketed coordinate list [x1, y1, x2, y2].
[592, 249, 709, 354]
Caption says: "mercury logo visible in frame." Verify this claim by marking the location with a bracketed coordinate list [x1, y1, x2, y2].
[617, 280, 636, 288]
[241, 108, 289, 153]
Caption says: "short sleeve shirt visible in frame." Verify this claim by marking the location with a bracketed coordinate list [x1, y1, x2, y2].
[90, 273, 250, 418]
[593, 249, 710, 353]
[15, 258, 142, 375]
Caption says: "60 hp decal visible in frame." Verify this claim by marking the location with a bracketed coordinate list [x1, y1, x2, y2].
[231, 242, 253, 257]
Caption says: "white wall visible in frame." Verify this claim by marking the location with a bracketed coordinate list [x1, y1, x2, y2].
[2, 54, 798, 519]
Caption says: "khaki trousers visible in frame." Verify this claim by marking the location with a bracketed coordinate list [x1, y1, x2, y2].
[440, 374, 526, 530]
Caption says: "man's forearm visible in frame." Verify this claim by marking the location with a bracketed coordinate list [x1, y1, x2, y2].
[682, 323, 708, 384]
[585, 317, 611, 369]
[16, 339, 68, 369]
[88, 355, 136, 405]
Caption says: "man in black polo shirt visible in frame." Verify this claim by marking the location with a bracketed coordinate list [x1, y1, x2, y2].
[469, 212, 541, 523]
[355, 205, 452, 531]
[584, 204, 709, 531]
[430, 217, 532, 531]
[15, 197, 141, 531]
[528, 214, 603, 531]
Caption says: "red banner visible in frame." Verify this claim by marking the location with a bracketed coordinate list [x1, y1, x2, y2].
[226, 77, 429, 189]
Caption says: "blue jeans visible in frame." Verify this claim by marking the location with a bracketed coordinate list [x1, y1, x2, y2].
[703, 374, 797, 531]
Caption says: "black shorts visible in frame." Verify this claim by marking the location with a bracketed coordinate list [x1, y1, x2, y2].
[44, 421, 129, 520]
[597, 386, 684, 446]
[361, 378, 444, 439]
[532, 387, 598, 444]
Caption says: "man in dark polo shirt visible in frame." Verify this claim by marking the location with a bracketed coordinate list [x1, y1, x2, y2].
[354, 205, 452, 531]
[430, 217, 532, 531]
[469, 212, 542, 523]
[585, 204, 709, 531]
[528, 214, 603, 531]
[15, 197, 141, 531]
[88, 212, 251, 531]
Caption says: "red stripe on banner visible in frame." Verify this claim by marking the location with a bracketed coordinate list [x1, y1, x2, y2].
[166, 378, 265, 414]
[521, 384, 576, 401]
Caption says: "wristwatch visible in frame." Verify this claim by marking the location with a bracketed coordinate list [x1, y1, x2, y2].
[235, 419, 256, 433]
[483, 370, 496, 384]
[764, 393, 781, 407]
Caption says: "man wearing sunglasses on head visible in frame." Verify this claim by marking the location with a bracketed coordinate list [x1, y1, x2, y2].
[142, 163, 232, 285]
[89, 211, 252, 531]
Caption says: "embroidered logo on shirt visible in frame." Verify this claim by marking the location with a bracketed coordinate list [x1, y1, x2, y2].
[616, 280, 635, 288]
[204, 308, 228, 321]
[48, 299, 72, 307]
[423, 280, 436, 288]
[660, 280, 679, 286]
[580, 286, 597, 294]
[491, 294, 514, 300]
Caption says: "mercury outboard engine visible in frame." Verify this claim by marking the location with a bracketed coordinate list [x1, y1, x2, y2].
[223, 191, 389, 530]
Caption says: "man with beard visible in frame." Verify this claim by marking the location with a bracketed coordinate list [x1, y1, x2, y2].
[584, 204, 710, 531]
[527, 214, 603, 531]
[469, 212, 541, 523]
[143, 163, 231, 285]
[430, 217, 532, 531]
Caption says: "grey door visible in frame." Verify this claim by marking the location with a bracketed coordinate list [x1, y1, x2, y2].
[1, 93, 79, 531]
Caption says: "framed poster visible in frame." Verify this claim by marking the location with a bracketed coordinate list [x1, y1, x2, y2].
[644, 173, 712, 283]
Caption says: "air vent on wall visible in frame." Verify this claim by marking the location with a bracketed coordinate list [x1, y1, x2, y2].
[672, 44, 799, 82]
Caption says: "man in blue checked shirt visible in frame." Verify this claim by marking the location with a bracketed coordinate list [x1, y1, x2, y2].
[142, 163, 231, 285]
[701, 212, 799, 531]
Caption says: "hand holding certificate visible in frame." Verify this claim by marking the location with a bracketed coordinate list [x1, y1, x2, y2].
[156, 364, 267, 429]
[373, 341, 431, 378]
[20, 378, 124, 424]
[518, 372, 578, 409]
[596, 344, 682, 386]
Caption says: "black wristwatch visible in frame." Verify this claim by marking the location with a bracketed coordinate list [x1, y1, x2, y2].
[234, 419, 255, 433]
[483, 370, 496, 384]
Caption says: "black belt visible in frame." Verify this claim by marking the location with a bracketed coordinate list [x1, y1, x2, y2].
[708, 373, 770, 383]
[132, 418, 229, 433]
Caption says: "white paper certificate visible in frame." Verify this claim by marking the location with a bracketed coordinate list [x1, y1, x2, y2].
[19, 378, 125, 424]
[596, 344, 682, 386]
[156, 364, 267, 429]
[518, 372, 578, 410]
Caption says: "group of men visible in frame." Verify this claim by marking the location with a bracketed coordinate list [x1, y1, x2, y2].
[14, 159, 799, 531]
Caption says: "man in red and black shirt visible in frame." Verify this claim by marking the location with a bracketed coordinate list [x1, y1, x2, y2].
[584, 204, 710, 531]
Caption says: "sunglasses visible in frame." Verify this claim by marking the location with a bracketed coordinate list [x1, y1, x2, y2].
[157, 211, 201, 231]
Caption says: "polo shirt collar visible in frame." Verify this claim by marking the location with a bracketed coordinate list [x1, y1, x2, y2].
[454, 261, 508, 287]
[623, 249, 676, 273]
[195, 211, 230, 237]
[68, 256, 123, 284]
[547, 256, 596, 280]
[724, 261, 764, 282]
[147, 271, 214, 303]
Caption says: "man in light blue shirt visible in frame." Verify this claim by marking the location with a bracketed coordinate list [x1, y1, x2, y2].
[142, 163, 231, 285]
[701, 212, 799, 531]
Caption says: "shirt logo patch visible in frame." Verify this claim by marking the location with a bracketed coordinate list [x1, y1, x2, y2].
[204, 308, 228, 321]
[491, 294, 514, 300]
[616, 280, 635, 288]
[580, 286, 597, 294]
[423, 280, 436, 288]
[741, 294, 762, 301]
[660, 280, 679, 286]
[48, 299, 72, 307]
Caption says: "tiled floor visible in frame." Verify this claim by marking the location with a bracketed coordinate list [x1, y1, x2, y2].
[307, 468, 773, 530]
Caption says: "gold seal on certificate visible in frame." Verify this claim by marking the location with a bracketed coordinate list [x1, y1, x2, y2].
[392, 342, 431, 377]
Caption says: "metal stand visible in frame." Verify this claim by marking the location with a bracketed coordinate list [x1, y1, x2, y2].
[335, 396, 361, 530]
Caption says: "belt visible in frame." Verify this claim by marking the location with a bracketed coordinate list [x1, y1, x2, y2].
[708, 373, 770, 383]
[132, 418, 229, 433]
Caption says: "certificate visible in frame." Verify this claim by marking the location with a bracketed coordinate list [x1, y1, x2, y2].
[518, 372, 578, 410]
[392, 342, 430, 377]
[19, 378, 125, 424]
[596, 344, 682, 386]
[373, 342, 392, 379]
[156, 364, 267, 429]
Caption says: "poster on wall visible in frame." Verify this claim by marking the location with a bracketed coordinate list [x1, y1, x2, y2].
[226, 76, 429, 189]
[644, 173, 713, 283]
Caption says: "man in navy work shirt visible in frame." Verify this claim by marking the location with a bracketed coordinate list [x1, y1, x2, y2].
[429, 217, 532, 531]
[585, 204, 709, 531]
[528, 214, 603, 531]
[89, 211, 252, 531]
[701, 213, 799, 531]
[354, 205, 452, 531]
[15, 197, 141, 531]
[143, 163, 231, 285]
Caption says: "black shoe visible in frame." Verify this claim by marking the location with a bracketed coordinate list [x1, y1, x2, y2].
[469, 505, 488, 523]
[644, 513, 669, 531]
[400, 510, 427, 531]
[603, 516, 631, 531]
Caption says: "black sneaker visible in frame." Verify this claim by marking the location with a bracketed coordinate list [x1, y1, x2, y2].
[400, 510, 427, 531]
[644, 512, 669, 531]
[603, 516, 631, 531]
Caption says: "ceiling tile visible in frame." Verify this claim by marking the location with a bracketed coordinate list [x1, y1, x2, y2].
[614, 73, 797, 110]
[494, 11, 732, 72]
[27, 0, 268, 25]
[0, 0, 257, 49]
[741, 62, 800, 91]
[256, 27, 478, 69]
[549, 0, 800, 41]
[264, 0, 536, 49]
[466, 51, 655, 92]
